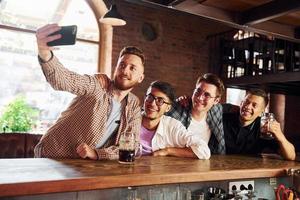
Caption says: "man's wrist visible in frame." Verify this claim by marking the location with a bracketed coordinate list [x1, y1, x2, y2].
[38, 51, 53, 63]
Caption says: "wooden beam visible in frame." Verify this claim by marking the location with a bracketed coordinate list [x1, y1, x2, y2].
[240, 0, 300, 25]
[249, 21, 295, 41]
[168, 0, 188, 6]
[175, 0, 238, 24]
[224, 71, 300, 95]
[143, 0, 180, 6]
[224, 71, 300, 85]
[126, 0, 300, 42]
[174, 0, 300, 42]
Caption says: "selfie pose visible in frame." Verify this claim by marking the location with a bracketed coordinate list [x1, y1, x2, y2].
[34, 24, 145, 160]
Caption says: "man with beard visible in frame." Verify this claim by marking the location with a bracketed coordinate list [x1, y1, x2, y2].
[223, 88, 295, 160]
[34, 24, 145, 160]
[140, 81, 210, 159]
[166, 73, 227, 155]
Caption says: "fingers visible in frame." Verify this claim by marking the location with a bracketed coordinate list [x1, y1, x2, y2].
[269, 120, 280, 132]
[176, 95, 190, 107]
[36, 24, 60, 39]
[76, 143, 89, 158]
[36, 24, 62, 52]
[76, 143, 98, 160]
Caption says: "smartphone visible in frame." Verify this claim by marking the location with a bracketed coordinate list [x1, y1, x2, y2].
[47, 25, 77, 46]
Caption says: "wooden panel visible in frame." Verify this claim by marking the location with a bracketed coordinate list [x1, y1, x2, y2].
[0, 155, 300, 197]
[174, 0, 300, 42]
[240, 0, 300, 25]
[273, 11, 300, 26]
[0, 134, 26, 158]
[202, 0, 272, 12]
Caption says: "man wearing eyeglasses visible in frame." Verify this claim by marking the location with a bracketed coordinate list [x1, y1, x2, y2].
[166, 73, 227, 155]
[140, 81, 210, 159]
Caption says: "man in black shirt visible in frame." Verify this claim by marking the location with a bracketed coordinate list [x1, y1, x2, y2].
[223, 89, 295, 160]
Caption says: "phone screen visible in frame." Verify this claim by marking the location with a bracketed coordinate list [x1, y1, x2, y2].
[47, 25, 77, 46]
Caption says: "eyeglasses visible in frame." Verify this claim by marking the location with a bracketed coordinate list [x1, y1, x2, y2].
[194, 88, 218, 101]
[145, 93, 171, 106]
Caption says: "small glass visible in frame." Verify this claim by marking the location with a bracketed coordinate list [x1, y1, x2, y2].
[260, 112, 275, 139]
[118, 132, 142, 164]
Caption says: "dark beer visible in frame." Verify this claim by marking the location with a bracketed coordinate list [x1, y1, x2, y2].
[119, 149, 135, 164]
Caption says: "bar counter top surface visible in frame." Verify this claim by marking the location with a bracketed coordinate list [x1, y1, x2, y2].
[0, 155, 299, 197]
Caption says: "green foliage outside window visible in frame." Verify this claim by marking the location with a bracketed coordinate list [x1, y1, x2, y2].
[0, 96, 39, 133]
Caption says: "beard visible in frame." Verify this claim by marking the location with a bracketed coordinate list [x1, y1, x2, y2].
[114, 76, 139, 90]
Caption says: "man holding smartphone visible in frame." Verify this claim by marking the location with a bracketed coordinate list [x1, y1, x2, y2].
[34, 24, 145, 160]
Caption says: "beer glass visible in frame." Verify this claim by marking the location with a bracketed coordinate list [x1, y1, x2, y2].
[118, 132, 142, 164]
[260, 112, 275, 139]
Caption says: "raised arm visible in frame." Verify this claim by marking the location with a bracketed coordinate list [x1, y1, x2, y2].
[36, 24, 61, 62]
[36, 24, 108, 96]
[270, 120, 296, 160]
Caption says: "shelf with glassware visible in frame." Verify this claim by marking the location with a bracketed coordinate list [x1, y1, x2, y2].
[219, 36, 300, 95]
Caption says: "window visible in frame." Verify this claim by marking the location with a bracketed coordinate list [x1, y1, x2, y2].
[226, 88, 246, 106]
[0, 0, 99, 134]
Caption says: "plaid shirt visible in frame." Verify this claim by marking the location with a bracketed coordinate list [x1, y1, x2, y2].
[34, 55, 141, 160]
[166, 101, 226, 154]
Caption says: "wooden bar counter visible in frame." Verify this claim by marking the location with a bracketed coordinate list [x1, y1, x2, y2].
[0, 155, 299, 197]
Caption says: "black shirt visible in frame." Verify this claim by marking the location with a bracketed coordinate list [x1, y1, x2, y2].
[223, 112, 278, 155]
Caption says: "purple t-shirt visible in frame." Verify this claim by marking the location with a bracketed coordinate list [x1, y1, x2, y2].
[140, 126, 156, 156]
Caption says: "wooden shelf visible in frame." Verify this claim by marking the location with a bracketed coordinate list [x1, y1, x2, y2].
[224, 71, 300, 95]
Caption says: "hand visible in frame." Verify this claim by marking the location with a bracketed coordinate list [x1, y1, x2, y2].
[36, 24, 62, 61]
[153, 148, 169, 157]
[269, 120, 285, 141]
[176, 95, 190, 108]
[76, 143, 98, 160]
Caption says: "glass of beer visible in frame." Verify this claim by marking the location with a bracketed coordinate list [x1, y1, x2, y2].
[118, 132, 141, 164]
[260, 112, 275, 139]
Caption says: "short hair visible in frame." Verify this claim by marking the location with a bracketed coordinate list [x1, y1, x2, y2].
[247, 88, 269, 107]
[119, 46, 145, 65]
[149, 81, 176, 103]
[196, 73, 225, 97]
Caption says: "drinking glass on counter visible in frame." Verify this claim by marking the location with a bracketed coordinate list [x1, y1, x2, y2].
[260, 112, 275, 139]
[118, 132, 142, 164]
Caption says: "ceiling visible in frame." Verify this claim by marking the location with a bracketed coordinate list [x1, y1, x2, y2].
[127, 0, 300, 42]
